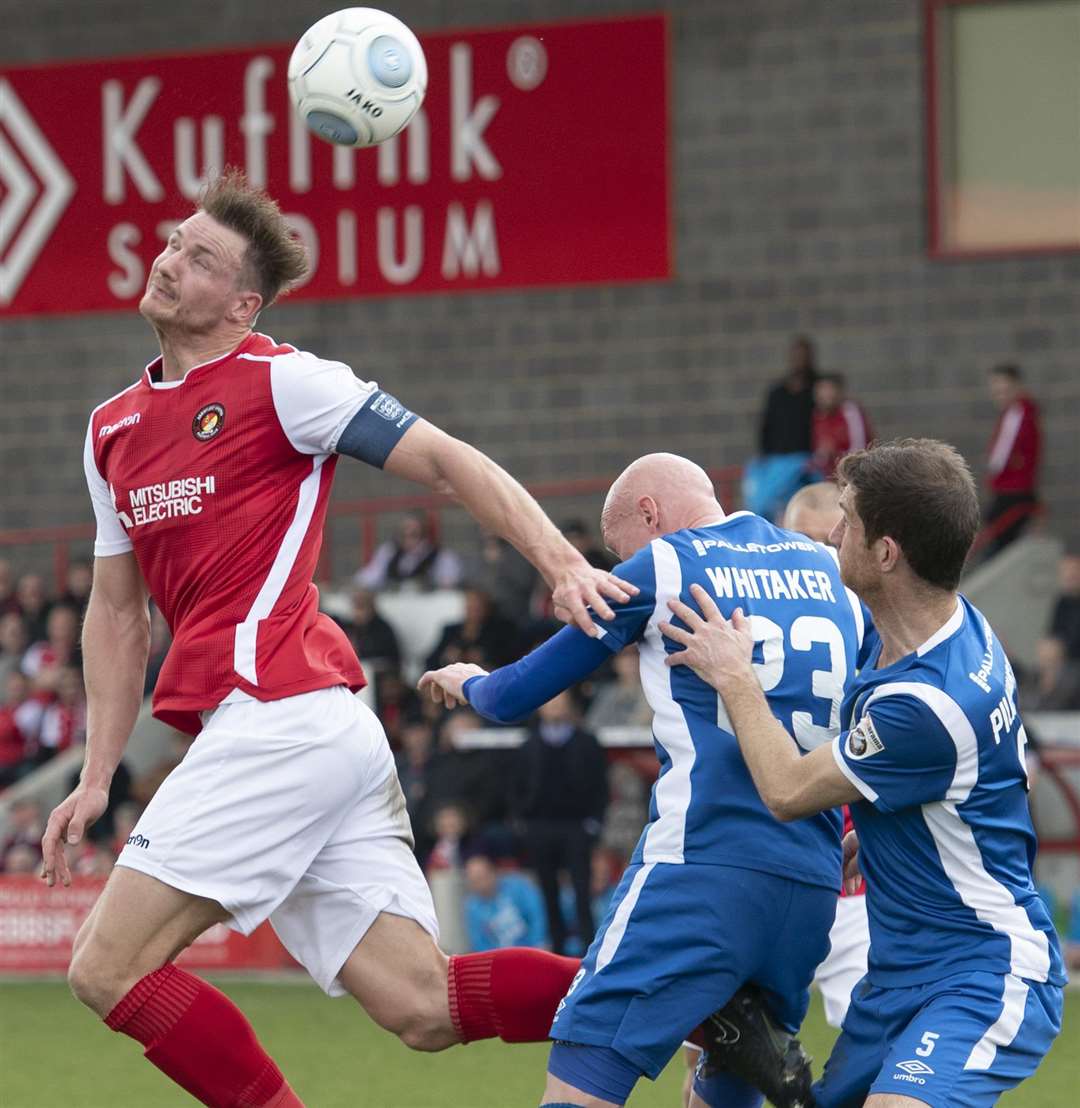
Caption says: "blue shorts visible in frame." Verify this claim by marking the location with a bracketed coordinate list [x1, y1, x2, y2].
[813, 970, 1063, 1107]
[549, 861, 836, 1081]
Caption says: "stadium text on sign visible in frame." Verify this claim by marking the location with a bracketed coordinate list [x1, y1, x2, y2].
[0, 14, 671, 316]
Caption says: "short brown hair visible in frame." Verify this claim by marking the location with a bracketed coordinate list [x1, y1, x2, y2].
[199, 168, 308, 307]
[836, 438, 980, 591]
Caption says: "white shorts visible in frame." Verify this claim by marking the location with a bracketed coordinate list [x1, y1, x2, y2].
[116, 686, 438, 996]
[813, 893, 870, 1028]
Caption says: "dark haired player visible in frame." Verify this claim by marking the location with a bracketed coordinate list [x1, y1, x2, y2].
[666, 440, 1064, 1108]
[39, 170, 635, 1107]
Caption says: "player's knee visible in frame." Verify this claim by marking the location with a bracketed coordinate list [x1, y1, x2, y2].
[396, 1009, 449, 1052]
[395, 967, 455, 1052]
[67, 941, 118, 1015]
[67, 927, 137, 1017]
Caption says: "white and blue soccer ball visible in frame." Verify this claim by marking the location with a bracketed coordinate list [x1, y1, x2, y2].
[288, 8, 428, 148]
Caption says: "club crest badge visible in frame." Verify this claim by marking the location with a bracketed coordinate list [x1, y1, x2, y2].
[193, 403, 226, 442]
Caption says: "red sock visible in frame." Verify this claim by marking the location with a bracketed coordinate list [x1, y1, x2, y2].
[448, 948, 580, 1043]
[105, 963, 303, 1107]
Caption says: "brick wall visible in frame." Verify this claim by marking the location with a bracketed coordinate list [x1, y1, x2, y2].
[2, 0, 1078, 577]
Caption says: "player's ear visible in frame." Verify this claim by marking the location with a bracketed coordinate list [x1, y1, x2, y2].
[877, 535, 901, 573]
[638, 495, 659, 530]
[229, 289, 263, 328]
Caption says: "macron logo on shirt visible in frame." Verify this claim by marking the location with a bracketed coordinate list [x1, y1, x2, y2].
[98, 412, 141, 438]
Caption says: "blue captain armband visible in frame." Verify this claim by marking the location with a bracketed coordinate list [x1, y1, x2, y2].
[462, 625, 614, 724]
[334, 389, 418, 468]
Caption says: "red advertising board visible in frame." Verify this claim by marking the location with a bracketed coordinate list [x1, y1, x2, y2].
[0, 876, 295, 973]
[0, 14, 670, 317]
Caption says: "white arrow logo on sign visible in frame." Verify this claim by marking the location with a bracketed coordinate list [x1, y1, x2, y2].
[0, 78, 76, 306]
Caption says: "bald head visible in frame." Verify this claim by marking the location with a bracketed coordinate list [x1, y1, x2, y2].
[782, 481, 841, 544]
[601, 453, 724, 560]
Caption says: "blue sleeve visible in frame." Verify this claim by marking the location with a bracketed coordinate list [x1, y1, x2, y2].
[462, 549, 656, 723]
[334, 389, 418, 468]
[832, 692, 960, 814]
[463, 626, 613, 723]
[587, 544, 658, 651]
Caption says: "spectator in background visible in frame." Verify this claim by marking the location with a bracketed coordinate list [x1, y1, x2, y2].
[745, 335, 820, 520]
[14, 572, 50, 642]
[1049, 553, 1080, 662]
[464, 852, 548, 952]
[811, 373, 872, 479]
[34, 664, 87, 761]
[396, 717, 436, 829]
[340, 588, 401, 674]
[0, 611, 29, 692]
[22, 602, 81, 687]
[1020, 637, 1080, 712]
[59, 559, 94, 618]
[984, 363, 1041, 556]
[782, 481, 842, 544]
[0, 671, 42, 781]
[1, 797, 44, 868]
[354, 512, 463, 591]
[426, 801, 473, 875]
[562, 519, 615, 572]
[584, 646, 651, 730]
[425, 585, 520, 672]
[463, 532, 540, 630]
[3, 843, 40, 874]
[514, 690, 609, 956]
[0, 559, 17, 616]
[0, 672, 34, 788]
[372, 669, 420, 744]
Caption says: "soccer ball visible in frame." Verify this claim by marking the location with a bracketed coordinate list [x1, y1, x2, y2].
[288, 8, 427, 148]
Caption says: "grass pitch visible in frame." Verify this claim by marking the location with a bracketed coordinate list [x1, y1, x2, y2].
[1, 979, 1076, 1106]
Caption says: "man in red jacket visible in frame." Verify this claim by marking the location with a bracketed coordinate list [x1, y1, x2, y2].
[985, 363, 1041, 557]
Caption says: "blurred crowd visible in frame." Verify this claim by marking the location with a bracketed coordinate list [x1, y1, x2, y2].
[0, 341, 1076, 959]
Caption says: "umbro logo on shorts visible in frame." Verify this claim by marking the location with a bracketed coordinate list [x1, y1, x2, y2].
[895, 1060, 934, 1075]
[893, 1059, 934, 1085]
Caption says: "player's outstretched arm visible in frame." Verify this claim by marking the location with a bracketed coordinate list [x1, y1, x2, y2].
[420, 625, 613, 725]
[382, 419, 637, 636]
[41, 552, 150, 887]
[660, 583, 861, 822]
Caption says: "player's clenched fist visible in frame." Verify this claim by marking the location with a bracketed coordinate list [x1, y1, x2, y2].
[40, 784, 108, 888]
[418, 662, 489, 709]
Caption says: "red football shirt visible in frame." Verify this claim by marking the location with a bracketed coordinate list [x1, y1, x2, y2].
[84, 332, 379, 735]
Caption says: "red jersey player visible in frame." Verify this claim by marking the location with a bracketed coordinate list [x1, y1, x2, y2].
[39, 170, 636, 1108]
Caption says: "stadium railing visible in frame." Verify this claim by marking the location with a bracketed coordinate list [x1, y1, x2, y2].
[0, 467, 743, 590]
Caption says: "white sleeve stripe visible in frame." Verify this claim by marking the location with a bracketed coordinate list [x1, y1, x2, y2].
[832, 734, 879, 803]
[83, 417, 133, 557]
[865, 681, 979, 803]
[988, 404, 1023, 475]
[842, 402, 867, 451]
